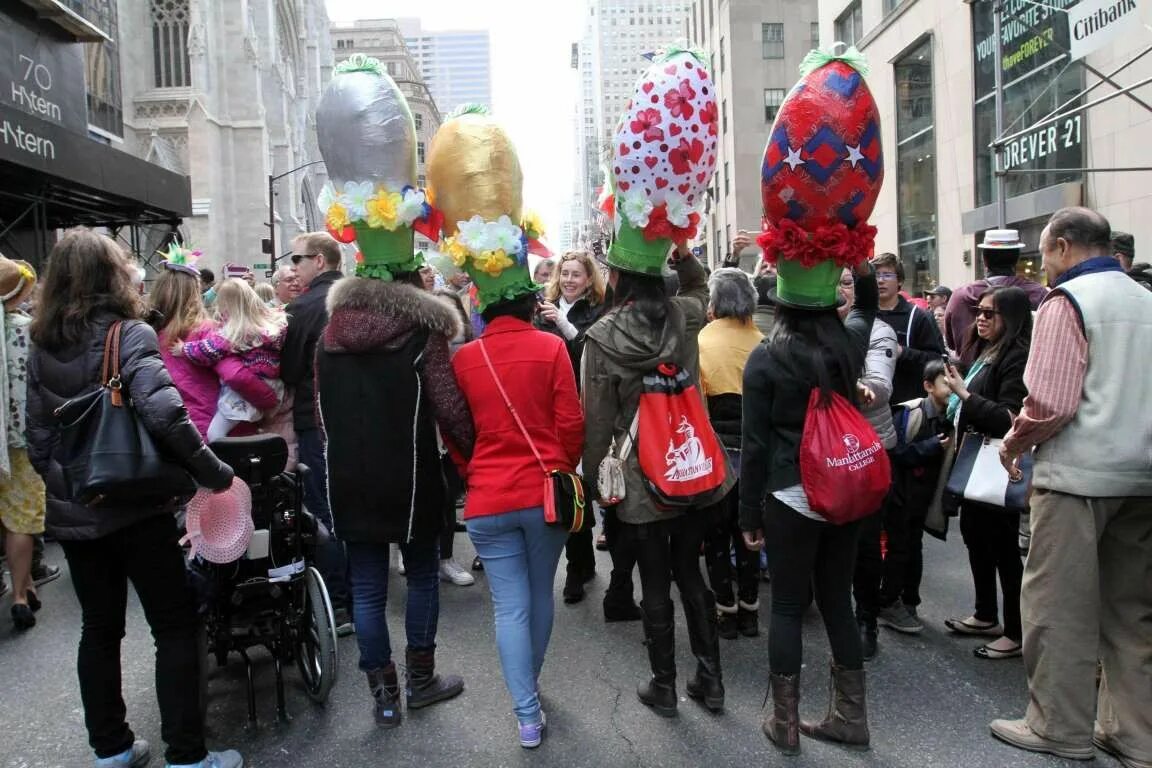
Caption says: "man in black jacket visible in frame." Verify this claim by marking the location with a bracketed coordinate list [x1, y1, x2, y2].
[282, 231, 351, 630]
[872, 253, 944, 404]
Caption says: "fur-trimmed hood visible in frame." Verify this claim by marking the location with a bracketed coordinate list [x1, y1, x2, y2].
[323, 277, 461, 354]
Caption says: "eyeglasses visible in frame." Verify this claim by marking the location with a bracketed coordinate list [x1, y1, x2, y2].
[875, 271, 899, 281]
[975, 308, 1000, 319]
[839, 279, 854, 288]
[290, 253, 317, 265]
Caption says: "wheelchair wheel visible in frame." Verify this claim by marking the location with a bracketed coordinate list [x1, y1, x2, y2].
[295, 566, 338, 703]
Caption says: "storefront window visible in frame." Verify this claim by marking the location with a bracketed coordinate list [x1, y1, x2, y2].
[971, 0, 1084, 207]
[834, 2, 863, 47]
[84, 0, 121, 137]
[895, 38, 937, 292]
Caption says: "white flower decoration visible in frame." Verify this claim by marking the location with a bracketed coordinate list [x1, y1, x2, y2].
[317, 182, 345, 213]
[489, 215, 524, 254]
[342, 181, 375, 220]
[397, 189, 427, 225]
[664, 191, 693, 228]
[456, 215, 489, 252]
[621, 189, 654, 229]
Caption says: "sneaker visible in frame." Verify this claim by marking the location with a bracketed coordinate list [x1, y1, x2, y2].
[333, 607, 355, 638]
[519, 711, 547, 749]
[877, 602, 924, 634]
[167, 750, 244, 768]
[32, 563, 62, 587]
[989, 719, 1093, 761]
[95, 740, 150, 767]
[439, 559, 475, 586]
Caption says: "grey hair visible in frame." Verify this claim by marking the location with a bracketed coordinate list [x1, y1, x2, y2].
[271, 264, 294, 286]
[1046, 206, 1112, 253]
[708, 267, 757, 320]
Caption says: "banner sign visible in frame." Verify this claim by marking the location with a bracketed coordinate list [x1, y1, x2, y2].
[973, 0, 1080, 99]
[1069, 0, 1141, 60]
[0, 8, 87, 134]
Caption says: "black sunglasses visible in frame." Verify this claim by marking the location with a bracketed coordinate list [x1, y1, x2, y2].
[290, 253, 318, 265]
[975, 308, 1001, 319]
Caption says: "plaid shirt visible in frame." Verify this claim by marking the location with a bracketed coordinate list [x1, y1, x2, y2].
[1003, 294, 1087, 455]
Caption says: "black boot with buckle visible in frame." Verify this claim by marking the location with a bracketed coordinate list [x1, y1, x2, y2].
[636, 601, 677, 717]
[683, 589, 725, 713]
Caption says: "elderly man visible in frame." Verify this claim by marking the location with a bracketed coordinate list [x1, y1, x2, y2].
[992, 207, 1152, 766]
[271, 264, 300, 306]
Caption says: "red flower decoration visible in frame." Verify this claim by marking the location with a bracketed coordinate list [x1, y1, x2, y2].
[630, 108, 665, 143]
[328, 223, 357, 244]
[354, 250, 364, 264]
[663, 79, 697, 119]
[643, 206, 675, 241]
[668, 137, 706, 175]
[757, 219, 879, 268]
[699, 102, 718, 136]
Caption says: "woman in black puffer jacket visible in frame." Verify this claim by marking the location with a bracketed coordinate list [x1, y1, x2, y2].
[26, 229, 241, 768]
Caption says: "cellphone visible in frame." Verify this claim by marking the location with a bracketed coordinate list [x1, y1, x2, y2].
[941, 354, 951, 366]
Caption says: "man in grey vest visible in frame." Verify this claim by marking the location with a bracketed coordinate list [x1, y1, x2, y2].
[990, 207, 1152, 765]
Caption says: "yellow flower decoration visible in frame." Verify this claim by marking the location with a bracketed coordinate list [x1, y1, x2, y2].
[445, 237, 470, 268]
[16, 264, 35, 282]
[521, 211, 545, 240]
[365, 190, 403, 230]
[326, 202, 350, 232]
[474, 249, 515, 277]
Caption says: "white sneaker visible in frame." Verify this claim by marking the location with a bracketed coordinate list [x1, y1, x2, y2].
[439, 559, 475, 586]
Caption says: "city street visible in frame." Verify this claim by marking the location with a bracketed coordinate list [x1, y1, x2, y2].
[0, 531, 1122, 768]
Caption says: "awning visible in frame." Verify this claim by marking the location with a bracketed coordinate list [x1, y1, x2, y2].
[0, 103, 191, 231]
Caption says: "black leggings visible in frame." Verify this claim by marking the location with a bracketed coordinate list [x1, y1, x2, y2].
[703, 483, 760, 607]
[623, 515, 712, 619]
[763, 497, 864, 675]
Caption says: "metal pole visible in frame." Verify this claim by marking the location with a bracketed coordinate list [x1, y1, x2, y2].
[993, 0, 1007, 230]
[268, 174, 277, 270]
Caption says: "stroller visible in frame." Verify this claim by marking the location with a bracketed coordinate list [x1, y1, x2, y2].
[190, 434, 338, 724]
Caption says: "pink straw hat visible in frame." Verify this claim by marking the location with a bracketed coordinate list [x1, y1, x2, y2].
[181, 478, 254, 564]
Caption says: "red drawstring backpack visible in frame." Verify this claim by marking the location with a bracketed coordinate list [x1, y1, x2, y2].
[799, 388, 891, 524]
[636, 363, 729, 508]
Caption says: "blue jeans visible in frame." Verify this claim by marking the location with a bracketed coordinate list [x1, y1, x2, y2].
[346, 539, 440, 671]
[297, 428, 349, 610]
[467, 508, 568, 724]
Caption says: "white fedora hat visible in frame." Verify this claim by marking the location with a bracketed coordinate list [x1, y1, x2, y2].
[978, 229, 1025, 250]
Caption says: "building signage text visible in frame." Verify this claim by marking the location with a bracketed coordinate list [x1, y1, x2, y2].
[0, 8, 87, 134]
[1001, 115, 1083, 171]
[1069, 0, 1140, 60]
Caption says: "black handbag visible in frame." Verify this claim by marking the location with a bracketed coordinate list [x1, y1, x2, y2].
[54, 321, 197, 506]
[478, 339, 592, 533]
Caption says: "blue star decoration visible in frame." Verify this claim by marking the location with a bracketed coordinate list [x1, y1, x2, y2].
[783, 146, 805, 171]
[846, 144, 865, 168]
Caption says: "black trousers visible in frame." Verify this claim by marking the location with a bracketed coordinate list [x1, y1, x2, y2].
[703, 483, 760, 607]
[764, 497, 864, 675]
[603, 506, 637, 603]
[439, 455, 465, 561]
[854, 458, 927, 620]
[623, 514, 713, 626]
[60, 514, 207, 765]
[959, 503, 1023, 642]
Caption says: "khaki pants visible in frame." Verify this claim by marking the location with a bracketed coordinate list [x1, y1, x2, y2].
[1022, 489, 1152, 760]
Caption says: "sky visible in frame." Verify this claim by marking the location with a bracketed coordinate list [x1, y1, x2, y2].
[325, 0, 585, 241]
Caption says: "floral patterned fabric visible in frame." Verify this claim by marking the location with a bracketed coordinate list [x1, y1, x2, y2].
[0, 447, 46, 534]
[5, 311, 31, 450]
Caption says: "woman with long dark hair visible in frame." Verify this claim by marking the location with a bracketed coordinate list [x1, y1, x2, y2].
[26, 228, 242, 768]
[740, 259, 878, 755]
[942, 286, 1033, 660]
[582, 245, 729, 717]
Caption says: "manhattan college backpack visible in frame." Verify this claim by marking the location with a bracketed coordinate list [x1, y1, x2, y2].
[799, 388, 891, 525]
[636, 363, 729, 508]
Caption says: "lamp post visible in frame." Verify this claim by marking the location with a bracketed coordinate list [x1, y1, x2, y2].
[267, 159, 327, 271]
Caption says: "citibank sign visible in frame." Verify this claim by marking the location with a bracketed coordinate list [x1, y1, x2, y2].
[1069, 0, 1141, 60]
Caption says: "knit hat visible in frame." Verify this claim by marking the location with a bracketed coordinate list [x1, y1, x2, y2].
[758, 46, 884, 309]
[606, 48, 719, 275]
[0, 255, 36, 310]
[315, 54, 440, 281]
[181, 478, 254, 564]
[426, 106, 536, 310]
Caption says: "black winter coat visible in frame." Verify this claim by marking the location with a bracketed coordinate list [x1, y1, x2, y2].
[956, 341, 1029, 440]
[535, 295, 605, 392]
[739, 271, 879, 532]
[282, 270, 342, 431]
[27, 314, 233, 541]
[878, 296, 945, 404]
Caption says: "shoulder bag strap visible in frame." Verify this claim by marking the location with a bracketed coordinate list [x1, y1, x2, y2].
[478, 338, 549, 477]
[617, 410, 639, 461]
[103, 321, 125, 407]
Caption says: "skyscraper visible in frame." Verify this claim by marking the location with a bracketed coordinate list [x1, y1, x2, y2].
[397, 18, 492, 114]
[572, 0, 690, 248]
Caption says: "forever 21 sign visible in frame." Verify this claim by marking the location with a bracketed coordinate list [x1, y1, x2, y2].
[0, 7, 88, 136]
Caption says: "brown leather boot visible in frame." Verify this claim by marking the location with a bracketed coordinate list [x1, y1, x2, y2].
[762, 673, 800, 755]
[799, 664, 870, 750]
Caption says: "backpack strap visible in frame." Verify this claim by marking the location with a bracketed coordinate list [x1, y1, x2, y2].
[478, 338, 549, 477]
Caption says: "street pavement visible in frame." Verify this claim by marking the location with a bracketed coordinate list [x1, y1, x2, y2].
[0, 530, 1124, 768]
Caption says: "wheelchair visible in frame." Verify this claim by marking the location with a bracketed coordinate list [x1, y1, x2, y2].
[191, 434, 339, 724]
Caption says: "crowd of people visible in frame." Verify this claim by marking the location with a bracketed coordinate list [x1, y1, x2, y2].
[1, 205, 1150, 768]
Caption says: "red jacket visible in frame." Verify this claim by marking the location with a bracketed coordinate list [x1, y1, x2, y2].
[453, 317, 584, 519]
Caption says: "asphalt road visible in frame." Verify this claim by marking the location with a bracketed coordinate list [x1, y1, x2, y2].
[0, 530, 1122, 768]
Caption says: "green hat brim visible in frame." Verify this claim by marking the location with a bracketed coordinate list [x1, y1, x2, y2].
[606, 218, 671, 276]
[771, 259, 843, 310]
[466, 263, 538, 311]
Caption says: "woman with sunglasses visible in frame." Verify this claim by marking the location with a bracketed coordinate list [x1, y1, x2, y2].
[941, 286, 1033, 660]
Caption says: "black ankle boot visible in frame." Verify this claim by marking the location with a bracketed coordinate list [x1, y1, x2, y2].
[405, 647, 464, 709]
[366, 664, 401, 727]
[717, 603, 738, 640]
[637, 601, 677, 717]
[737, 600, 760, 638]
